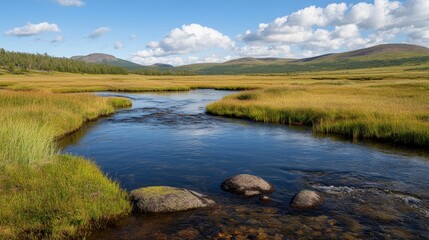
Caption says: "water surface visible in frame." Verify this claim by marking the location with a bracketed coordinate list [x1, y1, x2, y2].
[61, 90, 429, 239]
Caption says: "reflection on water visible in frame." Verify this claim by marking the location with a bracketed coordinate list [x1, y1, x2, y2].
[60, 90, 429, 239]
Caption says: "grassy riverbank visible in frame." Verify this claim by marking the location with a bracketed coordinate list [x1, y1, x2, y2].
[0, 91, 132, 239]
[0, 66, 428, 237]
[206, 81, 429, 147]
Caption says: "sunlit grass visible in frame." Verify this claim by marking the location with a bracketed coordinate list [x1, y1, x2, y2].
[0, 90, 132, 239]
[207, 83, 429, 146]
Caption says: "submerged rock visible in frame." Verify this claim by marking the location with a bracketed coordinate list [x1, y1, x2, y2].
[129, 186, 215, 213]
[259, 195, 272, 202]
[221, 174, 274, 197]
[290, 190, 324, 210]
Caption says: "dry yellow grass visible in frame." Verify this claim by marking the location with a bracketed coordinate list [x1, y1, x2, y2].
[0, 65, 428, 93]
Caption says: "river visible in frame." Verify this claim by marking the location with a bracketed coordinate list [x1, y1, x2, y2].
[60, 90, 429, 239]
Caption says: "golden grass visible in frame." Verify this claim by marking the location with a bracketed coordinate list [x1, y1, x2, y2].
[0, 65, 428, 93]
[207, 82, 429, 146]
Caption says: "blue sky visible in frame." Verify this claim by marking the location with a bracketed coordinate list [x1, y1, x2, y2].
[1, 0, 428, 65]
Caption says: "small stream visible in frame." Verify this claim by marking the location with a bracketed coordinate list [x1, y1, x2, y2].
[60, 90, 429, 239]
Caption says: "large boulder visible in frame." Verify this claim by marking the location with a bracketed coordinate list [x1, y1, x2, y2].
[221, 174, 274, 197]
[129, 186, 215, 213]
[290, 190, 324, 210]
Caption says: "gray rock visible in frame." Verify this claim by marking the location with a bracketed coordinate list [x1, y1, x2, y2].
[290, 190, 324, 210]
[129, 186, 215, 213]
[259, 195, 272, 202]
[221, 174, 274, 197]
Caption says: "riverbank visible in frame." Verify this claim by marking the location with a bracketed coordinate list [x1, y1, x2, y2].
[0, 90, 132, 239]
[206, 82, 429, 147]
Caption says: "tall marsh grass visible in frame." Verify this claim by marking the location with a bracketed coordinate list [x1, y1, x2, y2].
[0, 90, 132, 239]
[0, 121, 55, 165]
[207, 83, 429, 147]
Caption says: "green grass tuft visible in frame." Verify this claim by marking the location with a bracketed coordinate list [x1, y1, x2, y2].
[0, 90, 132, 239]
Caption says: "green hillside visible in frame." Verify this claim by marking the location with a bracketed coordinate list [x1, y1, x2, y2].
[71, 53, 144, 70]
[0, 49, 128, 74]
[2, 44, 429, 75]
[177, 44, 429, 74]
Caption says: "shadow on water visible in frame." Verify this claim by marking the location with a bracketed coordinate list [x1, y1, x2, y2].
[59, 90, 429, 239]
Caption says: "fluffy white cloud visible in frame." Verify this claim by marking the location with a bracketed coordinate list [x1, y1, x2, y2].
[134, 24, 234, 58]
[88, 27, 111, 40]
[114, 41, 123, 49]
[131, 54, 234, 66]
[131, 0, 429, 65]
[5, 22, 60, 37]
[132, 24, 235, 65]
[237, 45, 291, 58]
[240, 0, 429, 56]
[55, 0, 84, 7]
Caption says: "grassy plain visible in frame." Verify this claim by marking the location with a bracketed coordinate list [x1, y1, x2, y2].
[0, 64, 428, 238]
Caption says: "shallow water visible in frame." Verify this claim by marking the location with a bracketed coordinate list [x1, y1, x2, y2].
[60, 90, 429, 239]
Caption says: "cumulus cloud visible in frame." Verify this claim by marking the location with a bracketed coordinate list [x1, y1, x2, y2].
[114, 41, 123, 49]
[137, 24, 234, 57]
[5, 22, 61, 37]
[240, 0, 429, 57]
[129, 34, 137, 40]
[55, 0, 84, 7]
[131, 0, 429, 65]
[88, 27, 111, 40]
[132, 23, 234, 65]
[237, 45, 292, 58]
[131, 54, 234, 66]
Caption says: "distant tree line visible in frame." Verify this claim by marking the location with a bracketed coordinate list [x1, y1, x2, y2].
[0, 49, 128, 74]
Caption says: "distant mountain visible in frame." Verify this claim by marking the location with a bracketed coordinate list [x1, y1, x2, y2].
[71, 53, 144, 70]
[0, 49, 127, 74]
[300, 43, 429, 62]
[177, 43, 429, 74]
[225, 57, 292, 64]
[150, 63, 174, 68]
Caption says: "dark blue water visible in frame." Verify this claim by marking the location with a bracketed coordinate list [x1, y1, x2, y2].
[61, 90, 429, 239]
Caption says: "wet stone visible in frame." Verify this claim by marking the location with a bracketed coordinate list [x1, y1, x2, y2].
[290, 190, 324, 210]
[129, 186, 215, 213]
[221, 174, 274, 197]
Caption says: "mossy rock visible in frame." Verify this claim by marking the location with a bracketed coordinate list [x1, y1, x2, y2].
[129, 186, 215, 213]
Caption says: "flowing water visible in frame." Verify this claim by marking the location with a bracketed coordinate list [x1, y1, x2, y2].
[60, 90, 429, 239]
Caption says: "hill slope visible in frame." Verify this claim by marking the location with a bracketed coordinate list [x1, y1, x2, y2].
[177, 44, 429, 74]
[71, 53, 144, 70]
[0, 49, 127, 74]
[301, 43, 429, 62]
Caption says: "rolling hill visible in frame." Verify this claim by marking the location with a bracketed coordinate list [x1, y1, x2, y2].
[71, 53, 144, 70]
[2, 43, 428, 75]
[176, 43, 429, 74]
